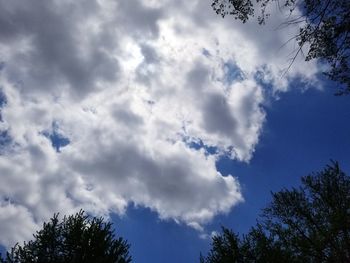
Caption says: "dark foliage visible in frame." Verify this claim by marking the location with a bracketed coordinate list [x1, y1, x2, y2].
[0, 210, 131, 263]
[201, 162, 350, 262]
[212, 0, 254, 23]
[200, 226, 293, 263]
[211, 0, 350, 95]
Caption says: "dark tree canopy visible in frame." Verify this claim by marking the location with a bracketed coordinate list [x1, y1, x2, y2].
[201, 162, 350, 262]
[0, 210, 131, 263]
[200, 226, 294, 263]
[212, 0, 350, 95]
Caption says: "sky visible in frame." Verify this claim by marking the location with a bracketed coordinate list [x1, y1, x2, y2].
[0, 0, 349, 262]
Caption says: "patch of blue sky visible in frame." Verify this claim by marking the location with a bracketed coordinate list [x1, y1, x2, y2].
[0, 89, 11, 153]
[0, 92, 5, 108]
[202, 48, 211, 58]
[0, 130, 11, 147]
[0, 130, 12, 155]
[254, 67, 273, 88]
[0, 88, 7, 122]
[111, 205, 209, 263]
[223, 61, 245, 84]
[42, 122, 70, 152]
[0, 245, 6, 259]
[183, 137, 218, 156]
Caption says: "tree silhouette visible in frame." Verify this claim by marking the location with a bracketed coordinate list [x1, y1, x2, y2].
[201, 162, 350, 262]
[211, 0, 350, 95]
[0, 210, 131, 263]
[200, 226, 294, 263]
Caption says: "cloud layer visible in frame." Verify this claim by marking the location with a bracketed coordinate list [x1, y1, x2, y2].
[0, 0, 319, 246]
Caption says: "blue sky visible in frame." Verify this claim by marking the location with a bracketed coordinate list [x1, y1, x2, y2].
[0, 0, 349, 262]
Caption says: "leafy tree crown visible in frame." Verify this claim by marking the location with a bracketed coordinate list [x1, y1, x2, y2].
[1, 210, 131, 263]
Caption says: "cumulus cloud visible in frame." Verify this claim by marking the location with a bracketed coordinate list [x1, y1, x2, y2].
[0, 0, 320, 246]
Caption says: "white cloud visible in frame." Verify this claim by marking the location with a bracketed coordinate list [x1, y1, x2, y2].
[0, 0, 320, 247]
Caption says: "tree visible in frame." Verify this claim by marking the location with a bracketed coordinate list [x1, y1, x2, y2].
[201, 162, 350, 262]
[200, 226, 295, 263]
[200, 228, 244, 263]
[0, 210, 132, 263]
[211, 0, 350, 95]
